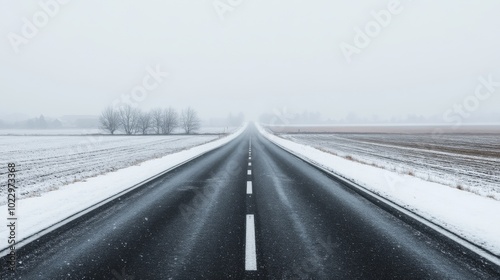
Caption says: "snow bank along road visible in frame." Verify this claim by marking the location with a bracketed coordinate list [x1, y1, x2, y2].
[2, 126, 499, 279]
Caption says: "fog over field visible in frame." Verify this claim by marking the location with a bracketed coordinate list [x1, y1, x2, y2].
[1, 1, 500, 126]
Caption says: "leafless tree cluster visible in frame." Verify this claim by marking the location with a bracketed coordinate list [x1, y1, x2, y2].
[98, 107, 120, 134]
[180, 107, 201, 134]
[99, 105, 201, 135]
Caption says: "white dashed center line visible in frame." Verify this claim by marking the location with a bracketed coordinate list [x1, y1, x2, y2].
[245, 139, 257, 271]
[247, 181, 253, 194]
[245, 214, 257, 271]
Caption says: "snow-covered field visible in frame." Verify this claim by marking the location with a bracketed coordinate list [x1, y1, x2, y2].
[280, 133, 500, 199]
[258, 125, 500, 258]
[0, 135, 222, 201]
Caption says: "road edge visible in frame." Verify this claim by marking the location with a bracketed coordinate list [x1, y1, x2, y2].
[0, 125, 247, 257]
[257, 125, 500, 270]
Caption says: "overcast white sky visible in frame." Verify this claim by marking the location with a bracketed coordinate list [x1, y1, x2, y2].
[1, 0, 499, 122]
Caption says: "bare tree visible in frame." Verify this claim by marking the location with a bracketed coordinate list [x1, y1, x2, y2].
[99, 106, 120, 134]
[180, 107, 201, 134]
[118, 105, 140, 135]
[137, 111, 152, 135]
[161, 107, 178, 134]
[150, 108, 163, 134]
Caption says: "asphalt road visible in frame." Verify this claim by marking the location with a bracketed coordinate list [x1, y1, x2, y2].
[2, 126, 499, 279]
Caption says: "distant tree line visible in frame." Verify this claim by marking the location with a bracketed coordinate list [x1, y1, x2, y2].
[99, 105, 201, 135]
[0, 115, 63, 129]
[25, 115, 63, 129]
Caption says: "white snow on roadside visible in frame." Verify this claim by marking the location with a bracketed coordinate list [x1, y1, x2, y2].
[0, 125, 246, 252]
[257, 124, 500, 256]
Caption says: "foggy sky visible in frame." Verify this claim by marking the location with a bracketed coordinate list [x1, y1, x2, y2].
[1, 0, 500, 123]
